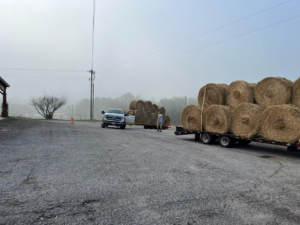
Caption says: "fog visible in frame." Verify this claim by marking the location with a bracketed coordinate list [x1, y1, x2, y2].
[2, 93, 197, 125]
[1, 0, 300, 123]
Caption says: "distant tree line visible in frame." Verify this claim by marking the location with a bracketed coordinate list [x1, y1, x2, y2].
[73, 92, 197, 125]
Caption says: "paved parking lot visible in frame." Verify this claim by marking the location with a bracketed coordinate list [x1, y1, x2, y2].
[1, 118, 300, 224]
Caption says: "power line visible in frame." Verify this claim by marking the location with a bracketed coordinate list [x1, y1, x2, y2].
[102, 14, 300, 79]
[4, 76, 88, 78]
[98, 0, 292, 74]
[0, 68, 86, 72]
[95, 79, 107, 97]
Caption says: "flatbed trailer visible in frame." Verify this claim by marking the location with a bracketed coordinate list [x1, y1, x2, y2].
[174, 126, 300, 152]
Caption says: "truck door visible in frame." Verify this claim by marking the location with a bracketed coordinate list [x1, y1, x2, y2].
[124, 110, 135, 125]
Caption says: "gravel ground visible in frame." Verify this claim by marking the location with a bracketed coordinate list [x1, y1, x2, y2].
[1, 118, 300, 225]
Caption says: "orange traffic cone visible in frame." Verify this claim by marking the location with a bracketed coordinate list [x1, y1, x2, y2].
[70, 117, 74, 124]
[168, 124, 171, 129]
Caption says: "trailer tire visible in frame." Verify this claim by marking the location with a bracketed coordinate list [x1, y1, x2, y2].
[238, 140, 251, 146]
[219, 135, 233, 148]
[144, 125, 148, 129]
[195, 133, 200, 141]
[201, 133, 214, 144]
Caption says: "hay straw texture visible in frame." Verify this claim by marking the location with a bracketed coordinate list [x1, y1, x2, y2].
[129, 101, 137, 110]
[151, 113, 158, 125]
[158, 106, 166, 116]
[198, 83, 226, 111]
[254, 77, 293, 107]
[163, 115, 170, 126]
[144, 111, 151, 124]
[144, 101, 152, 112]
[292, 77, 300, 107]
[135, 100, 145, 111]
[151, 104, 158, 114]
[181, 105, 202, 131]
[231, 103, 262, 138]
[123, 109, 130, 113]
[226, 81, 255, 108]
[134, 110, 145, 123]
[260, 105, 300, 143]
[203, 105, 231, 134]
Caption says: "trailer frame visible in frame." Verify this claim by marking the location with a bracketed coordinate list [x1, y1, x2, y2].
[174, 126, 300, 152]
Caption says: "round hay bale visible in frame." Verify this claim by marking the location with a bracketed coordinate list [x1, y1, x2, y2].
[158, 106, 166, 116]
[163, 115, 170, 126]
[261, 105, 300, 143]
[226, 80, 255, 108]
[218, 83, 228, 93]
[151, 104, 158, 114]
[135, 100, 145, 111]
[254, 77, 293, 107]
[181, 105, 202, 131]
[292, 77, 300, 107]
[203, 105, 231, 134]
[134, 110, 145, 124]
[144, 111, 151, 125]
[151, 113, 158, 125]
[198, 83, 226, 111]
[231, 103, 262, 138]
[123, 109, 130, 113]
[129, 101, 137, 110]
[144, 101, 152, 112]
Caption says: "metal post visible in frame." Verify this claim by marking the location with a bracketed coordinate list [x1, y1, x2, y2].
[93, 83, 94, 120]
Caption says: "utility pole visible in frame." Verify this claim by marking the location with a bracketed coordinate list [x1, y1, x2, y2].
[88, 70, 95, 120]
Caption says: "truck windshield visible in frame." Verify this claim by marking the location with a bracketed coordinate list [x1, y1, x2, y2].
[106, 109, 123, 114]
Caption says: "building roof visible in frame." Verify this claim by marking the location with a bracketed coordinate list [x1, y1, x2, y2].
[0, 77, 10, 88]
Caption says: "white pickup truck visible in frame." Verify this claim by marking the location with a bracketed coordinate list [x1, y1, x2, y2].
[101, 108, 136, 129]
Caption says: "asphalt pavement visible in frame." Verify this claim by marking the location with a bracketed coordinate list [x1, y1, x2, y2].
[1, 118, 300, 225]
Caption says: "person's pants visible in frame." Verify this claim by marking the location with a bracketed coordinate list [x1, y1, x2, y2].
[157, 122, 162, 128]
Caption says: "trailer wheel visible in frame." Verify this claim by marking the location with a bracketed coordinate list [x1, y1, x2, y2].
[195, 133, 200, 141]
[144, 125, 148, 129]
[201, 133, 213, 144]
[219, 136, 233, 148]
[238, 140, 251, 146]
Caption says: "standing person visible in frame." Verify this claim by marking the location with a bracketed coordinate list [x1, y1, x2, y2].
[157, 112, 163, 132]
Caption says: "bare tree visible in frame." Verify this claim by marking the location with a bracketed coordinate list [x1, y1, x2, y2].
[30, 93, 68, 119]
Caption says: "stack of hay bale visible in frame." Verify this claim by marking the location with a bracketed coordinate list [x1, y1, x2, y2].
[181, 77, 300, 143]
[127, 100, 171, 127]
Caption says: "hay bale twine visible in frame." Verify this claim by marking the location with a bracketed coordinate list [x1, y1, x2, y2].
[144, 111, 151, 124]
[292, 77, 300, 107]
[134, 110, 145, 123]
[203, 105, 231, 134]
[144, 101, 152, 112]
[231, 103, 262, 138]
[260, 105, 300, 143]
[135, 100, 145, 111]
[151, 104, 158, 114]
[181, 105, 202, 131]
[158, 106, 166, 116]
[151, 113, 158, 125]
[198, 83, 226, 111]
[163, 115, 170, 126]
[254, 77, 293, 107]
[129, 101, 137, 110]
[226, 80, 255, 108]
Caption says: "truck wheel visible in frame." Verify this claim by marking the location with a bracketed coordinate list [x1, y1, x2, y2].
[121, 124, 126, 129]
[201, 133, 213, 144]
[238, 140, 251, 146]
[219, 135, 233, 148]
[195, 133, 200, 141]
[101, 123, 105, 128]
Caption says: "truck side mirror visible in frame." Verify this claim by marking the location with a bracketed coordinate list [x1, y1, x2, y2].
[101, 110, 105, 114]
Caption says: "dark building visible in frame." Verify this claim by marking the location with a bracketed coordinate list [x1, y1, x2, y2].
[0, 77, 10, 117]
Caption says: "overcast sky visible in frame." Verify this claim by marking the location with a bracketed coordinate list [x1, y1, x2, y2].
[1, 0, 300, 104]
